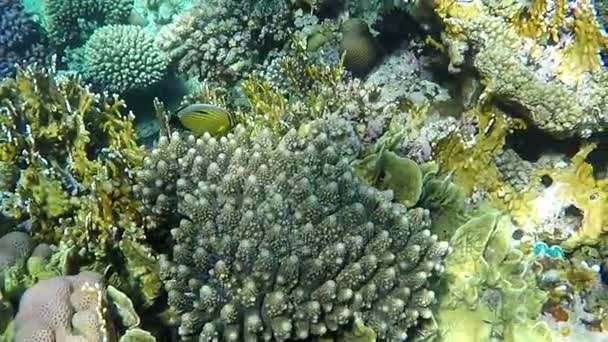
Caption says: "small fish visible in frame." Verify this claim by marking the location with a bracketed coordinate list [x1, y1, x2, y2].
[176, 103, 234, 137]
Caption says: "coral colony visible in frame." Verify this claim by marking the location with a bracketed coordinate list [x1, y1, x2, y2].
[1, 0, 608, 341]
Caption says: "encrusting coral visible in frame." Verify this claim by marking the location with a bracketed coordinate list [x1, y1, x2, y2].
[136, 115, 449, 341]
[427, 0, 608, 138]
[83, 24, 169, 94]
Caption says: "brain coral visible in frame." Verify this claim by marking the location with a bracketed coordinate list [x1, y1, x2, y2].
[137, 116, 449, 341]
[0, 0, 51, 78]
[83, 24, 168, 94]
[14, 271, 107, 341]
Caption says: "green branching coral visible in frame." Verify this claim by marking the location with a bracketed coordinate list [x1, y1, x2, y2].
[0, 65, 161, 309]
[84, 25, 169, 94]
[137, 116, 449, 341]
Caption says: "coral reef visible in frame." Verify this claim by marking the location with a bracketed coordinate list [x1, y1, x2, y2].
[44, 0, 134, 47]
[0, 0, 52, 78]
[428, 0, 608, 138]
[156, 0, 292, 87]
[3, 0, 608, 340]
[0, 66, 161, 309]
[83, 24, 169, 94]
[136, 116, 449, 340]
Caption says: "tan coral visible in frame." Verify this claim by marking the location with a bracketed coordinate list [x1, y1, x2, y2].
[14, 271, 109, 342]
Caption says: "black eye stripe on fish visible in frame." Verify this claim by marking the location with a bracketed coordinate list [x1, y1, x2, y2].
[176, 103, 234, 137]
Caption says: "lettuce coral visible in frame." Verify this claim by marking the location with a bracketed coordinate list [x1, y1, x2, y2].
[137, 116, 449, 341]
[436, 209, 551, 341]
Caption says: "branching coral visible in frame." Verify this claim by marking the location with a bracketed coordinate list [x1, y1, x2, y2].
[240, 41, 400, 143]
[83, 24, 169, 94]
[0, 65, 161, 309]
[156, 0, 292, 86]
[510, 0, 608, 78]
[136, 116, 449, 341]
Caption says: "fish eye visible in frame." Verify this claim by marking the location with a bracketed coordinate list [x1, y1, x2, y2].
[590, 192, 599, 200]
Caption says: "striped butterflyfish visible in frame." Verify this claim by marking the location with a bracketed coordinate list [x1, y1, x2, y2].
[175, 103, 235, 137]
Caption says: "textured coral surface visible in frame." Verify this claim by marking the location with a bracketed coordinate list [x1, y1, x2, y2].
[137, 117, 448, 341]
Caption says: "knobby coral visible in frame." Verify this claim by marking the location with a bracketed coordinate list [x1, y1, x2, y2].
[14, 271, 108, 341]
[136, 116, 449, 341]
[83, 24, 169, 94]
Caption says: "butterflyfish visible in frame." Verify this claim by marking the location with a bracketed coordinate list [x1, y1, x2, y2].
[175, 103, 235, 136]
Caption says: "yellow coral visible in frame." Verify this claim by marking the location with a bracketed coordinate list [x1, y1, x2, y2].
[433, 106, 520, 207]
[533, 143, 608, 249]
[242, 75, 289, 137]
[558, 2, 608, 80]
[511, 0, 567, 43]
[0, 66, 161, 308]
[513, 0, 550, 39]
